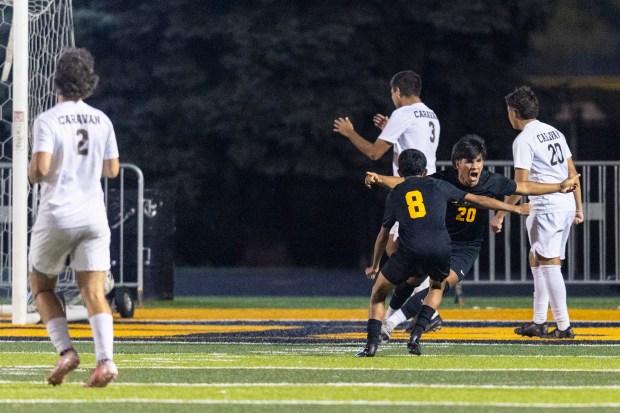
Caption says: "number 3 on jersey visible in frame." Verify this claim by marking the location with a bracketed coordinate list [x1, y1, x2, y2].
[405, 190, 426, 219]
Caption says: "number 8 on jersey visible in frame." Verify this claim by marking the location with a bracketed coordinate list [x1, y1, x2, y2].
[405, 190, 426, 219]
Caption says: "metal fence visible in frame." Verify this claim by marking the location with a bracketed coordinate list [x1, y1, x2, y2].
[0, 163, 144, 303]
[436, 160, 620, 285]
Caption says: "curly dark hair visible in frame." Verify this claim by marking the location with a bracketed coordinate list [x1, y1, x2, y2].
[54, 48, 99, 100]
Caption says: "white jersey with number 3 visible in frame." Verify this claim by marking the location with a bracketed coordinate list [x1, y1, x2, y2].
[512, 120, 575, 214]
[378, 102, 440, 176]
[32, 100, 119, 229]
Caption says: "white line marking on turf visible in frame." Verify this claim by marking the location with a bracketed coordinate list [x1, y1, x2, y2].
[2, 381, 615, 390]
[2, 339, 620, 347]
[111, 366, 620, 372]
[2, 365, 619, 372]
[0, 399, 619, 408]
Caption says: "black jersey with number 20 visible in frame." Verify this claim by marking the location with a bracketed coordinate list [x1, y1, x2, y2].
[382, 176, 468, 253]
[431, 169, 517, 245]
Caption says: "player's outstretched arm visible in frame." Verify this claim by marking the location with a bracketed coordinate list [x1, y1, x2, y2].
[366, 226, 390, 280]
[333, 116, 392, 160]
[365, 172, 404, 189]
[491, 168, 529, 233]
[514, 173, 580, 195]
[464, 193, 531, 216]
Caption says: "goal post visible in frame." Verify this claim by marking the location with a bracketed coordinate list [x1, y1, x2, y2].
[11, 0, 28, 324]
[0, 0, 75, 324]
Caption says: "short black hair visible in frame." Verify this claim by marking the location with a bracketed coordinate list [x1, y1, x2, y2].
[398, 149, 427, 177]
[390, 71, 422, 97]
[54, 48, 99, 100]
[505, 86, 539, 119]
[451, 134, 487, 167]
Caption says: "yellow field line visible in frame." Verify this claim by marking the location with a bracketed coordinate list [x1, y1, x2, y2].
[2, 308, 619, 341]
[124, 308, 620, 321]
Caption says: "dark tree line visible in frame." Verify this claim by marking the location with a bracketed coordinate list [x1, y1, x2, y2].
[72, 0, 557, 267]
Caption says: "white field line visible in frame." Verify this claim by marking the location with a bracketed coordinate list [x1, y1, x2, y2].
[0, 399, 619, 408]
[2, 380, 619, 390]
[3, 349, 620, 359]
[2, 365, 620, 372]
[2, 339, 620, 347]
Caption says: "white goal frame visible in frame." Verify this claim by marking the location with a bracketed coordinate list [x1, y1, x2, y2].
[11, 0, 29, 324]
[0, 0, 76, 324]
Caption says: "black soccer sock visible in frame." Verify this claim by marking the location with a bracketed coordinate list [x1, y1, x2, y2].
[402, 288, 428, 319]
[410, 305, 435, 337]
[389, 282, 415, 310]
[366, 319, 382, 344]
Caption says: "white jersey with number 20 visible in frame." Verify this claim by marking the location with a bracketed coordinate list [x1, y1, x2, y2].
[512, 119, 575, 214]
[32, 100, 119, 229]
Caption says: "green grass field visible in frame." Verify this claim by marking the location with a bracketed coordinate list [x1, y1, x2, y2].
[1, 296, 619, 412]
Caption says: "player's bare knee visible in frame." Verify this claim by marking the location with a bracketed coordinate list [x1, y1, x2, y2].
[33, 289, 56, 302]
[80, 289, 106, 306]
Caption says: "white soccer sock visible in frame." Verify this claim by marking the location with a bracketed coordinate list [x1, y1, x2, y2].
[541, 264, 570, 331]
[46, 317, 73, 354]
[89, 313, 114, 363]
[385, 307, 396, 319]
[532, 266, 549, 324]
[387, 309, 408, 326]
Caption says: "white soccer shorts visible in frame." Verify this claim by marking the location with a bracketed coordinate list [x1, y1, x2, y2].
[526, 211, 575, 260]
[29, 224, 111, 276]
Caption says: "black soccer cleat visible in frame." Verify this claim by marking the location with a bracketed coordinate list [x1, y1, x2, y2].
[425, 315, 443, 333]
[405, 315, 443, 334]
[543, 326, 575, 339]
[407, 335, 422, 356]
[514, 322, 548, 337]
[355, 342, 378, 357]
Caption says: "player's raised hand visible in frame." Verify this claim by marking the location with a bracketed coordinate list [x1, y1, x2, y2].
[373, 114, 388, 130]
[560, 173, 581, 193]
[365, 266, 379, 280]
[365, 172, 383, 188]
[516, 202, 531, 216]
[333, 117, 355, 138]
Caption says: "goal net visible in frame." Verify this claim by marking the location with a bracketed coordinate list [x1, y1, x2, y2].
[0, 0, 82, 323]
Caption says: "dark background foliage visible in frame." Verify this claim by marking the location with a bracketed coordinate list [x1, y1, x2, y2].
[71, 0, 620, 268]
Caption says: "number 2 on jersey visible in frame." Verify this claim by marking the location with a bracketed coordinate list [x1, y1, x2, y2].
[77, 129, 89, 155]
[405, 190, 426, 219]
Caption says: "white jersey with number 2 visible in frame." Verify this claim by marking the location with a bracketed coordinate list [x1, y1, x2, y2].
[32, 100, 119, 229]
[378, 102, 440, 176]
[512, 119, 575, 214]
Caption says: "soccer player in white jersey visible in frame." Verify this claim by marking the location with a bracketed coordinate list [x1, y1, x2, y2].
[28, 48, 120, 386]
[333, 70, 440, 257]
[491, 86, 584, 339]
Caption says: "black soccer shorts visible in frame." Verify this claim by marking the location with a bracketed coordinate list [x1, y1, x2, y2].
[450, 242, 481, 282]
[381, 246, 451, 285]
